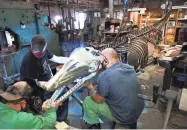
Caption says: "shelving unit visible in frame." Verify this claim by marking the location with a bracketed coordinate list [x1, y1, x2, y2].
[164, 6, 187, 45]
[178, 18, 187, 21]
[139, 10, 163, 29]
[129, 4, 187, 45]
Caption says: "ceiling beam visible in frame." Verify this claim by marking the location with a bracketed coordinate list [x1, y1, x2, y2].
[39, 0, 100, 9]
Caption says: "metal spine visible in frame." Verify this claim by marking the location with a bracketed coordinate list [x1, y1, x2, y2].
[90, 2, 172, 70]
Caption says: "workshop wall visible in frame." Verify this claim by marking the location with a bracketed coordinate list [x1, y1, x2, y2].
[40, 5, 87, 30]
[0, 1, 60, 82]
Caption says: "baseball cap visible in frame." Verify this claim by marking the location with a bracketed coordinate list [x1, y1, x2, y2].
[0, 81, 33, 101]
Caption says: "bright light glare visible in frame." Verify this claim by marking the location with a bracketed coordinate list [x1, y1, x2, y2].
[119, 11, 123, 20]
[74, 12, 87, 29]
[79, 13, 87, 29]
[54, 15, 62, 23]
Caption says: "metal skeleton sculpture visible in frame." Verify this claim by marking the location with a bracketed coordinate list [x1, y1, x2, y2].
[42, 2, 172, 106]
[89, 2, 172, 70]
[43, 47, 101, 106]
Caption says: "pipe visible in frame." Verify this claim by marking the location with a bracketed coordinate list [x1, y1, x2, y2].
[47, 0, 52, 28]
[163, 99, 173, 129]
[109, 0, 114, 18]
[67, 0, 71, 31]
[78, 11, 80, 30]
[163, 0, 170, 43]
[2, 63, 7, 78]
[60, 6, 64, 24]
[0, 68, 4, 89]
[34, 11, 40, 34]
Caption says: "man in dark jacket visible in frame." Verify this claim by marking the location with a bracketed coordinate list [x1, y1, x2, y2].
[20, 35, 69, 121]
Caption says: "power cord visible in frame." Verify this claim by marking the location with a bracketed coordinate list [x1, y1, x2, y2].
[168, 113, 187, 129]
[146, 102, 187, 129]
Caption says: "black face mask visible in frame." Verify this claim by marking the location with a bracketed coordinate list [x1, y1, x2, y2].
[100, 53, 108, 70]
[101, 61, 107, 70]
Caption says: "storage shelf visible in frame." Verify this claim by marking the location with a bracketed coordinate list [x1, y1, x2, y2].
[167, 26, 175, 28]
[165, 8, 187, 45]
[178, 18, 187, 21]
[169, 19, 176, 21]
[177, 26, 187, 28]
[142, 18, 161, 21]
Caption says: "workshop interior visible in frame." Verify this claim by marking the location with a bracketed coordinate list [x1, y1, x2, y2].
[0, 0, 187, 129]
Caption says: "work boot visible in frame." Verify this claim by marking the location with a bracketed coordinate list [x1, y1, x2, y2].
[89, 123, 101, 129]
[81, 120, 101, 129]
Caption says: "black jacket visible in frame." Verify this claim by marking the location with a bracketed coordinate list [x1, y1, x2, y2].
[20, 49, 54, 81]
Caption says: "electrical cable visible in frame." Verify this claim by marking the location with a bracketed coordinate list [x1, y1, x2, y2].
[168, 113, 187, 129]
[146, 103, 187, 129]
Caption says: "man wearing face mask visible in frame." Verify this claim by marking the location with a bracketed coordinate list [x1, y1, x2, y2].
[20, 35, 69, 122]
[20, 35, 69, 81]
[82, 48, 145, 129]
[0, 82, 59, 129]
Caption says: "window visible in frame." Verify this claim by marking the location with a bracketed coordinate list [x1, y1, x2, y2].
[74, 12, 87, 29]
[0, 29, 18, 55]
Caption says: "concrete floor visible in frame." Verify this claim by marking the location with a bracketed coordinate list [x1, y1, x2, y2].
[66, 64, 187, 129]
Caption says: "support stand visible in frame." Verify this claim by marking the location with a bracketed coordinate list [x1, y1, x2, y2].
[162, 90, 178, 129]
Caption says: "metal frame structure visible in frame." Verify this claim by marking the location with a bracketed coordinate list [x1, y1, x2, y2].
[39, 0, 100, 9]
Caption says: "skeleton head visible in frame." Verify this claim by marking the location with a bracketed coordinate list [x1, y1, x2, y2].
[44, 47, 101, 91]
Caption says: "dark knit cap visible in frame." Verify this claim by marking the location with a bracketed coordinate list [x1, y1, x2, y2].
[31, 35, 47, 52]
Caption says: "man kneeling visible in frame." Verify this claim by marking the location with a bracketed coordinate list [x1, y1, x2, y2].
[82, 48, 145, 129]
[0, 82, 59, 129]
